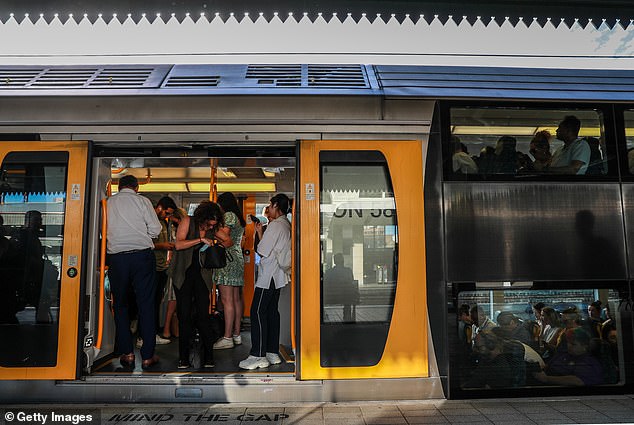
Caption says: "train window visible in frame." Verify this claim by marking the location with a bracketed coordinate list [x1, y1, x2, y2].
[625, 110, 634, 174]
[319, 151, 397, 367]
[452, 287, 624, 392]
[447, 107, 609, 179]
[0, 152, 68, 367]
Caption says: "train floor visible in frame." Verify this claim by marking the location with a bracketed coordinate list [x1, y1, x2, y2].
[4, 395, 634, 424]
[92, 329, 295, 376]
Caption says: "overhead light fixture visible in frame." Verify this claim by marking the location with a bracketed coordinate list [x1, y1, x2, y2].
[453, 126, 537, 136]
[188, 182, 277, 193]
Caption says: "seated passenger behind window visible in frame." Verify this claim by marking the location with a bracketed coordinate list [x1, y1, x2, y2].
[533, 328, 604, 386]
[540, 307, 564, 357]
[585, 137, 604, 175]
[462, 331, 516, 389]
[451, 137, 479, 175]
[475, 146, 496, 174]
[458, 304, 473, 346]
[490, 136, 519, 174]
[548, 115, 591, 175]
[496, 312, 534, 347]
[470, 305, 497, 342]
[520, 130, 552, 172]
[601, 320, 619, 375]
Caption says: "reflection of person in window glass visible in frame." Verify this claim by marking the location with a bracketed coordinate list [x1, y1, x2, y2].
[0, 214, 21, 324]
[324, 253, 359, 322]
[548, 115, 591, 175]
[14, 211, 45, 319]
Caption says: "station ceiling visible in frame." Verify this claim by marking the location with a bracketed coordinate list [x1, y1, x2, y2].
[1, 1, 634, 27]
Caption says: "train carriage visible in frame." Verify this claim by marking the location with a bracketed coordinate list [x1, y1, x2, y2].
[1, 8, 634, 402]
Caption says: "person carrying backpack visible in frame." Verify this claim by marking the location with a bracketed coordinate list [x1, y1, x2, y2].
[239, 194, 292, 370]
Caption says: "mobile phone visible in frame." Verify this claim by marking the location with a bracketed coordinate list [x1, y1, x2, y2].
[249, 214, 260, 223]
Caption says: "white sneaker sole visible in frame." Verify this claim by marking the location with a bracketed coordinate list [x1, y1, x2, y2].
[239, 359, 270, 370]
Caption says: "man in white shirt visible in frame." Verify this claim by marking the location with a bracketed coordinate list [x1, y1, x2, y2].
[549, 115, 591, 175]
[239, 194, 292, 370]
[107, 175, 162, 369]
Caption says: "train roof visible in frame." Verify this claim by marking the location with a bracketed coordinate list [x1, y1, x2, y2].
[2, 64, 634, 102]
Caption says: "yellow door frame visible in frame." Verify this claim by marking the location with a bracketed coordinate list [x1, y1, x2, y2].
[299, 139, 428, 380]
[0, 141, 88, 380]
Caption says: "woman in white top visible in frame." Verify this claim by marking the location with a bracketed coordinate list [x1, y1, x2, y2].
[239, 194, 292, 370]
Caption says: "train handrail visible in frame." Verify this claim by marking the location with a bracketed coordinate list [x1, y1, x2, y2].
[96, 198, 108, 350]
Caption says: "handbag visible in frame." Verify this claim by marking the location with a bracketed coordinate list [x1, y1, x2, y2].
[199, 240, 233, 269]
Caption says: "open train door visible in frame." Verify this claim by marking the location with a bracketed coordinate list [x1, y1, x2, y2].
[299, 140, 428, 379]
[0, 142, 89, 379]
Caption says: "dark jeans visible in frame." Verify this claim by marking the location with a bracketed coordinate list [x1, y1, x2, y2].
[108, 249, 156, 360]
[250, 278, 281, 357]
[174, 267, 215, 364]
[154, 269, 168, 333]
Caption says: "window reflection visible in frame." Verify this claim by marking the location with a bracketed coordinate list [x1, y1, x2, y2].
[0, 152, 66, 367]
[449, 108, 608, 177]
[455, 288, 622, 390]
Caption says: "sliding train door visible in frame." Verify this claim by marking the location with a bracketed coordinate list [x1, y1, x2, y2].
[299, 140, 428, 379]
[0, 142, 88, 379]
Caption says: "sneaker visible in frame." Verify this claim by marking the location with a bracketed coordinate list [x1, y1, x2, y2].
[177, 360, 191, 369]
[266, 352, 282, 365]
[213, 337, 234, 350]
[239, 355, 270, 370]
[155, 334, 171, 345]
[203, 357, 215, 368]
[232, 334, 242, 345]
[135, 337, 143, 348]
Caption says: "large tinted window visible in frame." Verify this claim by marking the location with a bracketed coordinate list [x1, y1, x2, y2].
[319, 151, 397, 367]
[625, 110, 634, 174]
[452, 286, 624, 392]
[448, 107, 609, 178]
[0, 152, 68, 367]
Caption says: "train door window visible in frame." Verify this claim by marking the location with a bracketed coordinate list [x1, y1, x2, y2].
[451, 285, 625, 394]
[446, 106, 611, 179]
[319, 151, 397, 367]
[0, 152, 67, 367]
[625, 109, 634, 174]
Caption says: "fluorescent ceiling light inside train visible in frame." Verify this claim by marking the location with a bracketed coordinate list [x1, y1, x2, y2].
[112, 182, 276, 193]
[453, 126, 605, 137]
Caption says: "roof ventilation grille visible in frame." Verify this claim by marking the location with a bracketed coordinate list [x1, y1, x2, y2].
[0, 69, 44, 88]
[165, 76, 220, 87]
[88, 68, 154, 86]
[30, 69, 98, 87]
[308, 65, 368, 87]
[246, 65, 301, 87]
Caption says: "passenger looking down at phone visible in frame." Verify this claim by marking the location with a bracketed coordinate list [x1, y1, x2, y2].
[470, 305, 497, 343]
[172, 201, 230, 369]
[239, 194, 292, 370]
[496, 312, 533, 347]
[107, 175, 162, 369]
[526, 130, 552, 172]
[548, 115, 591, 174]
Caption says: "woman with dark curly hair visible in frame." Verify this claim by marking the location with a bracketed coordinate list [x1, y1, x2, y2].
[172, 200, 231, 369]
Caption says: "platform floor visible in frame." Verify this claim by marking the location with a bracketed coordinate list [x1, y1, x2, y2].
[4, 395, 634, 424]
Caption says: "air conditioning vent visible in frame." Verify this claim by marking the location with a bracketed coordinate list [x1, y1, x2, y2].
[308, 65, 367, 87]
[0, 69, 43, 87]
[246, 65, 301, 87]
[30, 69, 99, 87]
[164, 76, 220, 87]
[88, 68, 154, 86]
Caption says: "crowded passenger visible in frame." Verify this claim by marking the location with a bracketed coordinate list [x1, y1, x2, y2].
[162, 207, 187, 339]
[585, 137, 604, 175]
[462, 331, 516, 389]
[548, 115, 591, 174]
[470, 305, 497, 342]
[107, 175, 162, 369]
[495, 312, 534, 347]
[172, 200, 230, 369]
[451, 137, 478, 175]
[533, 327, 604, 386]
[212, 192, 246, 350]
[239, 194, 292, 370]
[587, 300, 603, 339]
[526, 130, 552, 172]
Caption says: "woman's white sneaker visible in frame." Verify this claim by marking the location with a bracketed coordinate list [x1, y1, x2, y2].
[239, 355, 270, 370]
[232, 334, 242, 345]
[213, 337, 234, 349]
[266, 352, 282, 365]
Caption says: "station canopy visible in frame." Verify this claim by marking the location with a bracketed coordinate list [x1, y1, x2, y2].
[2, 0, 634, 28]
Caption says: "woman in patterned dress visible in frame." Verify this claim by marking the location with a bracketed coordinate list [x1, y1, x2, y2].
[212, 192, 246, 349]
